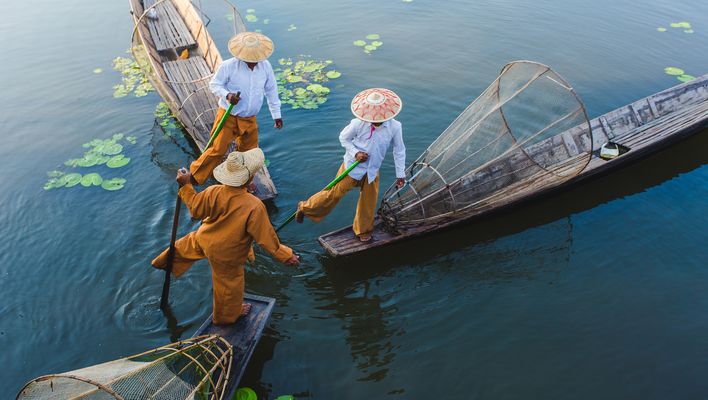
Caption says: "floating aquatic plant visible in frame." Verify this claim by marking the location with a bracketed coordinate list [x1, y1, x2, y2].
[263, 19, 270, 24]
[93, 68, 103, 74]
[155, 102, 183, 137]
[353, 34, 384, 54]
[112, 47, 154, 98]
[670, 21, 691, 29]
[684, 29, 694, 34]
[288, 24, 297, 31]
[656, 27, 667, 32]
[677, 74, 696, 83]
[44, 134, 135, 191]
[664, 67, 685, 76]
[274, 56, 342, 110]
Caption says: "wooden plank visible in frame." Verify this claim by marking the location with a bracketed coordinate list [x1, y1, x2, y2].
[629, 104, 644, 126]
[599, 116, 614, 140]
[648, 97, 660, 117]
[193, 293, 274, 399]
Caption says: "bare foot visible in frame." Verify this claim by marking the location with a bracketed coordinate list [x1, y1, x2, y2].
[241, 303, 252, 316]
[358, 234, 372, 242]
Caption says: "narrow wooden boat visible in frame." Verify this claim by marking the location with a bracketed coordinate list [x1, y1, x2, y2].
[319, 64, 708, 257]
[193, 293, 275, 397]
[128, 0, 277, 200]
[15, 293, 275, 399]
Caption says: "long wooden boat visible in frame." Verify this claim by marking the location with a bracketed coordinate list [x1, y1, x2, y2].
[193, 293, 275, 397]
[319, 72, 708, 257]
[128, 0, 277, 200]
[15, 293, 275, 399]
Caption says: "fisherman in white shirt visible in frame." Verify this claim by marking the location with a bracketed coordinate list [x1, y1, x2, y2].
[190, 32, 283, 185]
[296, 89, 406, 242]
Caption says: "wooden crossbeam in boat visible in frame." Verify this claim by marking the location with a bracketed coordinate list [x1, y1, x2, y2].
[143, 0, 197, 52]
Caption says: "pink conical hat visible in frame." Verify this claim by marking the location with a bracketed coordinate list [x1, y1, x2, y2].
[350, 88, 402, 123]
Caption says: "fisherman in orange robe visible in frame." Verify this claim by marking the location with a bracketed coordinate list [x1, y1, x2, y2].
[152, 148, 299, 325]
[190, 32, 283, 186]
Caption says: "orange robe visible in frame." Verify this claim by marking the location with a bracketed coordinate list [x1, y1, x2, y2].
[152, 184, 292, 324]
[190, 108, 259, 185]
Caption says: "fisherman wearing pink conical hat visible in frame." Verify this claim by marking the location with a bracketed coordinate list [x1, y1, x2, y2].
[295, 88, 406, 242]
[190, 32, 284, 186]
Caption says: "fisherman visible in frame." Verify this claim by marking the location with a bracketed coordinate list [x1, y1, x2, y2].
[295, 88, 406, 242]
[190, 32, 283, 186]
[153, 149, 300, 325]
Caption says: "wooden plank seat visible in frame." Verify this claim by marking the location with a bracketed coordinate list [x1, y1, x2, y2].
[143, 0, 197, 52]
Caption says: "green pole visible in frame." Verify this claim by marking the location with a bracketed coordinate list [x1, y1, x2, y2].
[160, 101, 236, 310]
[276, 160, 361, 232]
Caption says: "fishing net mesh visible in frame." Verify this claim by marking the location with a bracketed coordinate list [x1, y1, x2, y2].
[380, 61, 593, 230]
[16, 335, 233, 400]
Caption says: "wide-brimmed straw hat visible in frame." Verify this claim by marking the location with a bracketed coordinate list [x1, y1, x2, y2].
[350, 88, 402, 123]
[228, 32, 274, 62]
[213, 148, 265, 187]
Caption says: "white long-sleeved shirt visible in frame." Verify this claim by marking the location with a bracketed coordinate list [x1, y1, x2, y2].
[209, 58, 282, 120]
[339, 118, 406, 184]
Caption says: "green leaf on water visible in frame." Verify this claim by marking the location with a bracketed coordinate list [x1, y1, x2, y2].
[366, 34, 380, 40]
[263, 19, 270, 24]
[677, 74, 696, 83]
[126, 136, 137, 144]
[93, 68, 103, 74]
[353, 40, 366, 46]
[81, 173, 103, 187]
[101, 178, 127, 191]
[246, 8, 255, 13]
[684, 29, 694, 33]
[371, 41, 383, 47]
[325, 70, 342, 79]
[47, 170, 64, 178]
[112, 133, 124, 141]
[245, 14, 258, 22]
[664, 67, 685, 76]
[225, 13, 234, 21]
[275, 396, 295, 400]
[64, 173, 82, 187]
[99, 142, 124, 155]
[107, 155, 131, 168]
[288, 24, 297, 31]
[286, 75, 303, 83]
[364, 44, 377, 51]
[656, 27, 667, 32]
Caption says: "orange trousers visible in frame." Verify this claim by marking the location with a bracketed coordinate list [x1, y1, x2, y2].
[190, 108, 259, 185]
[152, 232, 247, 325]
[298, 163, 379, 236]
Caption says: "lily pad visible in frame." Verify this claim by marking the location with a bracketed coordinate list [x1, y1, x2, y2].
[288, 24, 297, 31]
[677, 74, 696, 83]
[657, 27, 667, 32]
[263, 19, 270, 24]
[364, 44, 377, 52]
[276, 396, 295, 400]
[93, 68, 103, 74]
[246, 8, 255, 13]
[325, 70, 341, 79]
[101, 178, 127, 191]
[126, 136, 137, 144]
[47, 170, 64, 178]
[371, 41, 383, 47]
[684, 29, 694, 33]
[286, 75, 303, 83]
[245, 14, 258, 22]
[366, 34, 380, 40]
[353, 40, 366, 46]
[664, 67, 685, 76]
[107, 155, 131, 168]
[81, 173, 103, 187]
[99, 142, 124, 155]
[233, 387, 257, 400]
[64, 173, 83, 187]
[112, 133, 124, 141]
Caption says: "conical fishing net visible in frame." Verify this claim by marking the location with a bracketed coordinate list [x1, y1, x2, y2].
[16, 335, 233, 400]
[380, 61, 593, 230]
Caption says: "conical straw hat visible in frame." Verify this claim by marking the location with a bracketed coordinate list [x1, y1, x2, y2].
[228, 32, 274, 62]
[350, 88, 402, 123]
[213, 148, 265, 187]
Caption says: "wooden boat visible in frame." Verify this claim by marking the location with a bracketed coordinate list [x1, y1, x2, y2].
[16, 293, 275, 399]
[193, 293, 275, 397]
[319, 65, 708, 257]
[128, 0, 277, 200]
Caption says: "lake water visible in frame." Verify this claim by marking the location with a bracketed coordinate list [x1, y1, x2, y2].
[1, 0, 707, 398]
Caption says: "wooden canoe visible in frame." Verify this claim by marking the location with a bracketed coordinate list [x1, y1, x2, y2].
[128, 0, 277, 200]
[193, 293, 275, 398]
[319, 74, 708, 257]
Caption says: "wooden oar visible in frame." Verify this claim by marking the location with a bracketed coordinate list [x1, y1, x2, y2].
[275, 160, 361, 232]
[160, 100, 236, 310]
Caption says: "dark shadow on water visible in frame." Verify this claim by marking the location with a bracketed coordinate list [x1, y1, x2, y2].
[161, 303, 192, 343]
[320, 130, 708, 273]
